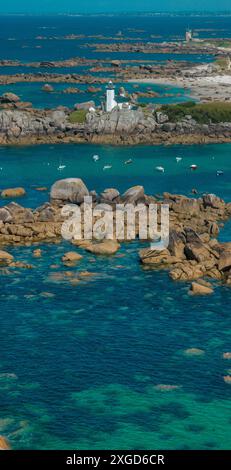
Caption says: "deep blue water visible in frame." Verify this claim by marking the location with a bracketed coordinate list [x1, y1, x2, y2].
[0, 14, 220, 62]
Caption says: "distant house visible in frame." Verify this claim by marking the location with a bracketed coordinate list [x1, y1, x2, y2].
[185, 29, 193, 42]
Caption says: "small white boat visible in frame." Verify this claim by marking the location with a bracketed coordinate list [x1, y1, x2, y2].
[176, 157, 182, 163]
[155, 166, 165, 173]
[93, 155, 100, 162]
[124, 159, 133, 165]
[216, 170, 223, 176]
[103, 165, 112, 170]
[57, 156, 66, 171]
[190, 164, 198, 171]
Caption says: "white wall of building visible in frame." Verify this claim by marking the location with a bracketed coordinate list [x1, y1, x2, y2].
[106, 89, 117, 112]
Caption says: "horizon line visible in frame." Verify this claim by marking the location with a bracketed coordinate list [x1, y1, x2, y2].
[1, 10, 231, 15]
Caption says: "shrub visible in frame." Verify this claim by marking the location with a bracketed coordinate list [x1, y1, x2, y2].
[161, 101, 231, 124]
[69, 110, 87, 124]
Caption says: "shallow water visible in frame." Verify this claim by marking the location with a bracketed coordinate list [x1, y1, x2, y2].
[0, 82, 191, 109]
[0, 142, 230, 207]
[0, 142, 230, 449]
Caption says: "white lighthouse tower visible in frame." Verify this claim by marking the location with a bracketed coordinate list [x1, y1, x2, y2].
[106, 80, 117, 112]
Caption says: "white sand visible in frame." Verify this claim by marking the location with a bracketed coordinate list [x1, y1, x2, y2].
[128, 74, 231, 101]
[200, 75, 231, 85]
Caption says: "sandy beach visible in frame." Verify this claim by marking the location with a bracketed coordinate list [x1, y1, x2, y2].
[128, 74, 231, 102]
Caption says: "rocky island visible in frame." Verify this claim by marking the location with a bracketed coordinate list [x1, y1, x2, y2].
[1, 99, 231, 145]
[0, 178, 231, 296]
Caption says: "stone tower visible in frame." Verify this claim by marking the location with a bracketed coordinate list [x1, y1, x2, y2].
[185, 29, 192, 42]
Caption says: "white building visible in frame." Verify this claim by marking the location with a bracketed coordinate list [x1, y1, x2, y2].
[185, 29, 193, 42]
[105, 80, 132, 112]
[106, 81, 118, 112]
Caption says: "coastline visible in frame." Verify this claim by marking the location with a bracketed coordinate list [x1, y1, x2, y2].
[2, 132, 231, 146]
[0, 132, 231, 147]
[128, 74, 231, 102]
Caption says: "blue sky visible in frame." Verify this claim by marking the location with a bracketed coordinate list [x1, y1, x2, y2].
[0, 0, 231, 14]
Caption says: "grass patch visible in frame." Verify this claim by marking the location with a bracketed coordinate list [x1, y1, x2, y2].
[161, 101, 231, 124]
[215, 58, 229, 69]
[69, 110, 87, 124]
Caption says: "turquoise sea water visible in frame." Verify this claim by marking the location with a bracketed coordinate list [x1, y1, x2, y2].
[0, 82, 191, 109]
[0, 142, 231, 450]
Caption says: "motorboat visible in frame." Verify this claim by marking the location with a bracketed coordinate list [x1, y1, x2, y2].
[155, 166, 165, 173]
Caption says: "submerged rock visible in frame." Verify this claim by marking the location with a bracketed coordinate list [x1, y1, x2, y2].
[184, 348, 205, 357]
[223, 352, 231, 360]
[154, 384, 181, 392]
[33, 249, 42, 258]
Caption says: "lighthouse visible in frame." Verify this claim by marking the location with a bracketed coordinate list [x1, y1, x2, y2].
[106, 80, 117, 112]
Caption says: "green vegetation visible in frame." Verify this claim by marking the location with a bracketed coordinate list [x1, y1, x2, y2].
[215, 58, 229, 69]
[69, 110, 87, 124]
[161, 101, 231, 124]
[216, 41, 231, 48]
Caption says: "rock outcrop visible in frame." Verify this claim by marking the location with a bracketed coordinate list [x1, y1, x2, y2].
[0, 250, 14, 265]
[1, 187, 26, 198]
[190, 281, 214, 295]
[50, 178, 89, 204]
[0, 106, 231, 145]
[0, 436, 10, 450]
[0, 179, 230, 291]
